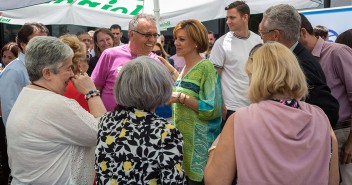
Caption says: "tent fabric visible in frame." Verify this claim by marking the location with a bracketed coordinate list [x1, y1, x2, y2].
[0, 0, 320, 29]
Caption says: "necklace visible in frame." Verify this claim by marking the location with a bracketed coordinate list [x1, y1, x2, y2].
[31, 82, 51, 91]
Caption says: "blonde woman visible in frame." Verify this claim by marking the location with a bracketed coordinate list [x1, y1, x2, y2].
[204, 42, 339, 185]
[60, 34, 90, 111]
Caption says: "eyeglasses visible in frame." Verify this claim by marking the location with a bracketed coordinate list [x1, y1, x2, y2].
[132, 30, 160, 39]
[258, 29, 280, 37]
[152, 50, 162, 56]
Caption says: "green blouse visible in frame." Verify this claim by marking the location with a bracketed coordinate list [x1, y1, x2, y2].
[172, 59, 222, 182]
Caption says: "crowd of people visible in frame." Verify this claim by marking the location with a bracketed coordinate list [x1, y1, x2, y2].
[0, 1, 351, 185]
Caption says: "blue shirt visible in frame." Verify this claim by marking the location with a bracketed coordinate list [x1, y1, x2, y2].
[0, 52, 30, 125]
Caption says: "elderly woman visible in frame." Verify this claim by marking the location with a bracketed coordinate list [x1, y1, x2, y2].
[204, 42, 339, 185]
[60, 34, 90, 111]
[168, 19, 222, 184]
[6, 36, 106, 184]
[95, 56, 186, 184]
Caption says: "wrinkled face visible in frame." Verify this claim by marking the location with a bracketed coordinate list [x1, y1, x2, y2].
[78, 34, 91, 51]
[174, 29, 197, 57]
[226, 8, 246, 32]
[208, 33, 215, 49]
[96, 32, 113, 52]
[129, 18, 158, 55]
[111, 28, 122, 45]
[2, 50, 16, 66]
[52, 56, 74, 95]
[258, 16, 276, 43]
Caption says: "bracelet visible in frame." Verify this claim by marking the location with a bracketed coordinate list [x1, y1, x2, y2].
[85, 90, 101, 100]
[182, 94, 187, 105]
[176, 92, 182, 103]
[208, 145, 216, 154]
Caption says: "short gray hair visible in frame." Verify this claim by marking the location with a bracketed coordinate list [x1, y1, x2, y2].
[263, 4, 301, 43]
[114, 56, 174, 111]
[25, 36, 73, 82]
[128, 13, 156, 31]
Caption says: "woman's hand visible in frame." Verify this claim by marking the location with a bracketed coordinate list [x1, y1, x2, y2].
[169, 92, 180, 104]
[71, 72, 97, 95]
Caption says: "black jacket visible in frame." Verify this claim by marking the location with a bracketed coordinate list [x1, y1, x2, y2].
[293, 42, 339, 127]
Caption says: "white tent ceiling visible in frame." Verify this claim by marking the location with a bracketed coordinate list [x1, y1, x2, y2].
[0, 0, 320, 30]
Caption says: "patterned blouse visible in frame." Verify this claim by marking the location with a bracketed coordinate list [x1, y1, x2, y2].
[95, 107, 186, 185]
[173, 59, 222, 181]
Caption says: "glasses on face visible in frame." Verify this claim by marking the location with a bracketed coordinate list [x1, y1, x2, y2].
[258, 29, 279, 37]
[152, 50, 162, 56]
[132, 30, 160, 39]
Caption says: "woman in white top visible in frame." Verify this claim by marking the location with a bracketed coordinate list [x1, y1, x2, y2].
[6, 36, 106, 185]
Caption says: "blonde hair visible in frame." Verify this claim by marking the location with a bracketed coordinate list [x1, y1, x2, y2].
[59, 34, 86, 74]
[173, 19, 208, 53]
[245, 42, 308, 103]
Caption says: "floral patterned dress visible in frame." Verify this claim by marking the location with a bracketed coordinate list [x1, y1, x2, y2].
[95, 107, 186, 185]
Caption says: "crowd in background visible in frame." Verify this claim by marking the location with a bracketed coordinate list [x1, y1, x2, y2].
[0, 1, 352, 185]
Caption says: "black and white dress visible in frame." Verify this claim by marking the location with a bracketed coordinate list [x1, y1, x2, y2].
[95, 107, 186, 185]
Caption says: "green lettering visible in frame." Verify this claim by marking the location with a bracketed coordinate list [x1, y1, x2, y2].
[78, 0, 101, 8]
[110, 7, 128, 14]
[130, 5, 143, 15]
[53, 0, 74, 4]
[101, 0, 117, 10]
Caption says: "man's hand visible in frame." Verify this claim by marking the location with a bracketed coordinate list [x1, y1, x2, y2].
[341, 132, 352, 164]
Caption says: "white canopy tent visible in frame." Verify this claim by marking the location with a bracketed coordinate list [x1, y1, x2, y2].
[0, 0, 320, 31]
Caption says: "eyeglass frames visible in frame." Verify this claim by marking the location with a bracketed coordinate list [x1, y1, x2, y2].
[132, 30, 160, 39]
[258, 29, 280, 37]
[152, 50, 162, 56]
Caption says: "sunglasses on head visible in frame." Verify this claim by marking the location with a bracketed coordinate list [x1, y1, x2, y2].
[152, 50, 162, 56]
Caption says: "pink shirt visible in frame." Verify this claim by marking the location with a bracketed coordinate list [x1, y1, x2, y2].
[91, 45, 159, 111]
[170, 54, 185, 72]
[312, 37, 352, 127]
[235, 100, 331, 185]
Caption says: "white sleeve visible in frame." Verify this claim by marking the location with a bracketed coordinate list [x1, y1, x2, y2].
[209, 37, 226, 69]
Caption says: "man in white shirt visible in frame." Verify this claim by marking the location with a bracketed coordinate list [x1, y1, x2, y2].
[210, 1, 262, 127]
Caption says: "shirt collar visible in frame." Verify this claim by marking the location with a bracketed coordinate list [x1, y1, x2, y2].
[290, 41, 299, 51]
[311, 37, 324, 58]
[19, 52, 25, 64]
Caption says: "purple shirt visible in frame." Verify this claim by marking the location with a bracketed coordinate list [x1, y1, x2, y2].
[312, 37, 352, 128]
[91, 45, 159, 111]
[170, 54, 185, 72]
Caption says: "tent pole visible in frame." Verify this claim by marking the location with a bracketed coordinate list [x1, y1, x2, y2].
[153, 0, 161, 43]
[324, 0, 331, 8]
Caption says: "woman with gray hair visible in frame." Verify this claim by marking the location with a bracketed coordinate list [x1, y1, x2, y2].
[6, 36, 107, 185]
[95, 56, 186, 184]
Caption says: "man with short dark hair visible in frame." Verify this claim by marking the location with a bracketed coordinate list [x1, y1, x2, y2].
[110, 24, 124, 46]
[202, 31, 216, 59]
[300, 13, 352, 185]
[259, 4, 339, 127]
[210, 1, 262, 127]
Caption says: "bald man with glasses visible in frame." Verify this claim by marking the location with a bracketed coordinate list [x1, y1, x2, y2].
[91, 14, 160, 111]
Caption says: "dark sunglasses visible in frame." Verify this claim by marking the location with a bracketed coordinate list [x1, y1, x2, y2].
[152, 50, 162, 56]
